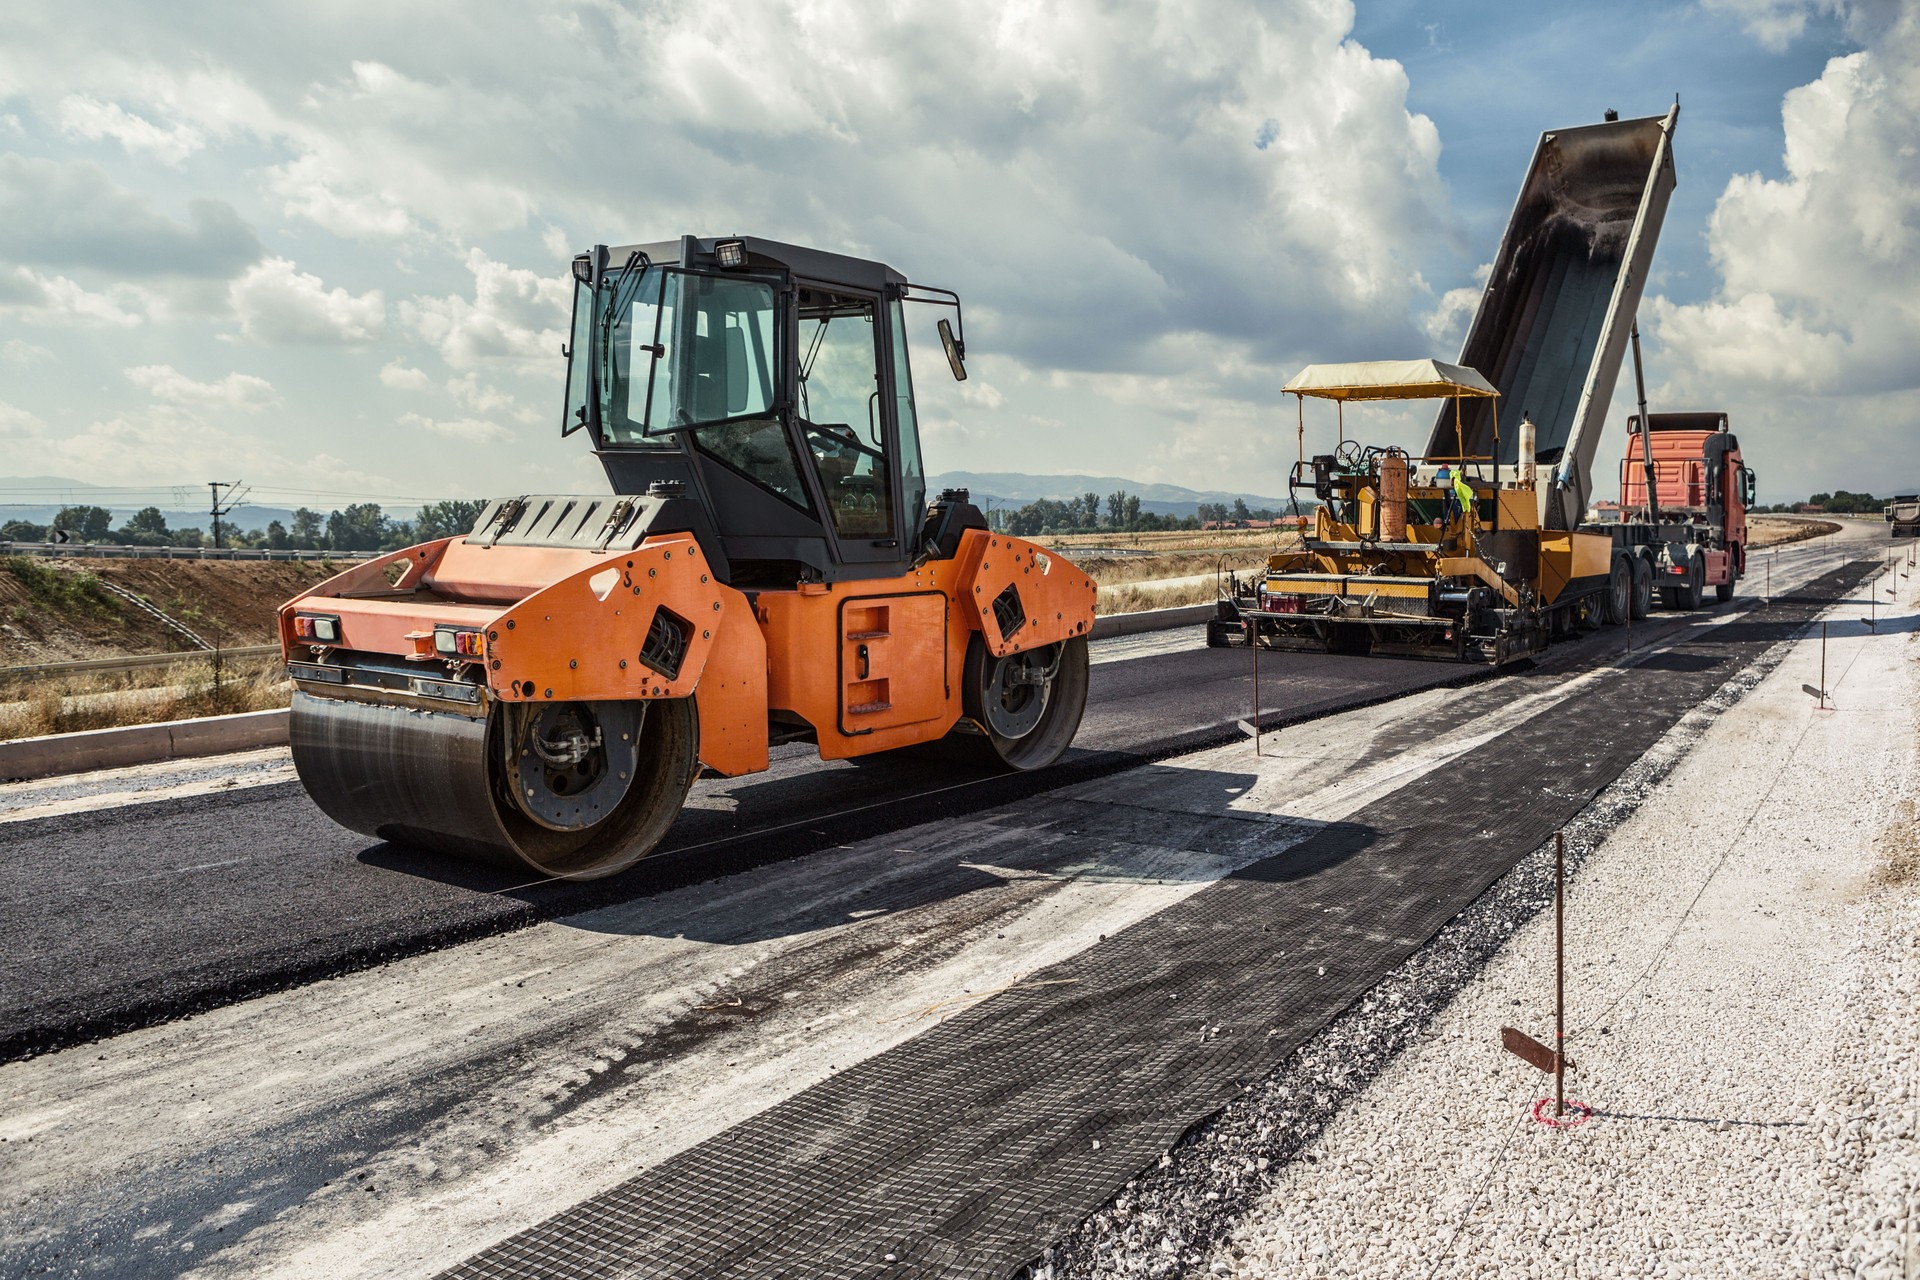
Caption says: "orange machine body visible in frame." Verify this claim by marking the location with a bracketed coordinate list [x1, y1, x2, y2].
[279, 528, 1096, 778]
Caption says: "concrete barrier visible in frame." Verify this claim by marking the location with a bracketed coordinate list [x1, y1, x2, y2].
[1089, 601, 1216, 639]
[0, 602, 1216, 783]
[0, 709, 290, 782]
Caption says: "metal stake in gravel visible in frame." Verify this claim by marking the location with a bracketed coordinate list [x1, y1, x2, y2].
[1803, 621, 1833, 711]
[1499, 832, 1589, 1125]
[1239, 620, 1265, 754]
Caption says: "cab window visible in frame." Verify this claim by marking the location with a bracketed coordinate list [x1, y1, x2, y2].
[798, 288, 892, 540]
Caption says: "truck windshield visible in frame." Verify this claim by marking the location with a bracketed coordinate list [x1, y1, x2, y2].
[566, 264, 781, 446]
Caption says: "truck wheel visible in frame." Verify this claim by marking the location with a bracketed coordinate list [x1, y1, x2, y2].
[1715, 578, 1735, 604]
[1601, 555, 1631, 625]
[1629, 555, 1653, 620]
[1683, 548, 1706, 610]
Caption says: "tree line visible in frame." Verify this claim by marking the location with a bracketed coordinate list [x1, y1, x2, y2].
[1750, 490, 1903, 515]
[0, 500, 488, 552]
[989, 490, 1285, 537]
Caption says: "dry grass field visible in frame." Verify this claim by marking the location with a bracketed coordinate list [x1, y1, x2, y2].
[0, 655, 288, 742]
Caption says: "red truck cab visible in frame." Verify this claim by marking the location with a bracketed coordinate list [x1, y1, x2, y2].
[1618, 412, 1756, 599]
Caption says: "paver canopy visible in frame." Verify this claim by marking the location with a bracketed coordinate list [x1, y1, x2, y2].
[1283, 359, 1499, 402]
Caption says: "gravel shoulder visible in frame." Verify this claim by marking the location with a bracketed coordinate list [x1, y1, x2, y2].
[1154, 554, 1920, 1277]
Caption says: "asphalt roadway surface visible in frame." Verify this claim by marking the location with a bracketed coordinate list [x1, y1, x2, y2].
[0, 521, 1889, 1280]
[0, 621, 1496, 1061]
[0, 525, 1885, 1063]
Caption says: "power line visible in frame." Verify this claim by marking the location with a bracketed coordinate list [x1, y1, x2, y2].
[0, 485, 466, 506]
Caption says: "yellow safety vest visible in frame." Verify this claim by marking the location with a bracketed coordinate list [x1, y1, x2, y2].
[1452, 472, 1475, 517]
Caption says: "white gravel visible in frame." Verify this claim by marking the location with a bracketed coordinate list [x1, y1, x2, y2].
[1188, 557, 1920, 1278]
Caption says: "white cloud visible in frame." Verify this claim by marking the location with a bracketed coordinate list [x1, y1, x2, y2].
[0, 0, 1460, 497]
[379, 361, 432, 391]
[0, 155, 261, 278]
[400, 411, 512, 443]
[126, 363, 280, 410]
[956, 380, 1007, 411]
[24, 406, 286, 486]
[1651, 3, 1920, 495]
[259, 60, 538, 241]
[229, 257, 384, 345]
[55, 94, 204, 164]
[1423, 263, 1492, 349]
[1701, 0, 1847, 49]
[402, 249, 568, 368]
[447, 371, 541, 424]
[1654, 14, 1920, 396]
[1, 340, 54, 368]
[0, 399, 48, 439]
[0, 265, 161, 327]
[269, 152, 415, 240]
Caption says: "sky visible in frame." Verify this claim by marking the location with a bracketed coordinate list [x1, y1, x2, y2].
[0, 0, 1914, 511]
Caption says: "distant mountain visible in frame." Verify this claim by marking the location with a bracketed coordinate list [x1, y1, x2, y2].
[928, 471, 1291, 518]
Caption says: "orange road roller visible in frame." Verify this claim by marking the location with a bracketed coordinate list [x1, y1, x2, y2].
[280, 236, 1097, 879]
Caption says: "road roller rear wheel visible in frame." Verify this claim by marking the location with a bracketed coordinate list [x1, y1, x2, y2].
[290, 691, 698, 881]
[960, 635, 1089, 771]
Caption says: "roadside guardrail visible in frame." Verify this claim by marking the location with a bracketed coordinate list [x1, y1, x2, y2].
[1, 645, 281, 684]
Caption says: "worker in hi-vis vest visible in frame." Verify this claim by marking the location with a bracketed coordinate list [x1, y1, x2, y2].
[1451, 468, 1475, 523]
[1435, 465, 1464, 524]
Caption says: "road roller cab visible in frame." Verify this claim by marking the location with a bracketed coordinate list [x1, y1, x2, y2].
[281, 236, 1098, 880]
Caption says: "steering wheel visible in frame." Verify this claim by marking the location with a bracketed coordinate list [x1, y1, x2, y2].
[805, 419, 884, 460]
[1335, 439, 1367, 469]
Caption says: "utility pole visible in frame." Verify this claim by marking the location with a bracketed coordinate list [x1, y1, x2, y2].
[208, 480, 249, 550]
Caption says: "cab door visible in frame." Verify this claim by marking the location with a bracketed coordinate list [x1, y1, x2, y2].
[796, 285, 904, 571]
[838, 593, 948, 736]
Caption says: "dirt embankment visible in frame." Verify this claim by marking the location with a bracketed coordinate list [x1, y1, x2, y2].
[0, 557, 340, 666]
[1748, 515, 1843, 549]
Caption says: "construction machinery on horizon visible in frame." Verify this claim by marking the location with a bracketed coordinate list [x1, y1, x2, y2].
[279, 237, 1096, 880]
[1212, 103, 1758, 663]
[1887, 494, 1919, 538]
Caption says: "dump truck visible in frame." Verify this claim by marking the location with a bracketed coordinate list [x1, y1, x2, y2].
[1888, 495, 1920, 538]
[281, 237, 1096, 879]
[1211, 105, 1747, 663]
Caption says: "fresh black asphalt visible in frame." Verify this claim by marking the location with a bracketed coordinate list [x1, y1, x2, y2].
[0, 634, 1478, 1060]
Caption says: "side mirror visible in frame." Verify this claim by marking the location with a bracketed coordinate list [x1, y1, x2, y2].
[937, 318, 967, 382]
